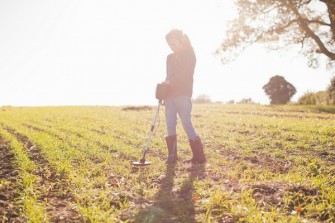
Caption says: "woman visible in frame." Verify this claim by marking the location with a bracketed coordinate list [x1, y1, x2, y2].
[162, 29, 206, 164]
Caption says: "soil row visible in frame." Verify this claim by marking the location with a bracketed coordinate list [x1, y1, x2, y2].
[3, 127, 82, 222]
[0, 137, 25, 223]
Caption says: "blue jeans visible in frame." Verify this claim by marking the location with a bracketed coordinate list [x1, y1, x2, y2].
[165, 96, 197, 140]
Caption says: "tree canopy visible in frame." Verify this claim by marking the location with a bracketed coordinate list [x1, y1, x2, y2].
[263, 75, 297, 104]
[217, 0, 335, 68]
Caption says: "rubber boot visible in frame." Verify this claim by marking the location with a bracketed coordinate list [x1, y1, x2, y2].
[165, 135, 177, 164]
[188, 136, 206, 164]
[185, 136, 203, 164]
[185, 142, 197, 164]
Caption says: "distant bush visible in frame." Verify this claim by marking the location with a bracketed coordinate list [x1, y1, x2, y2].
[297, 91, 329, 105]
[226, 100, 235, 104]
[237, 98, 257, 104]
[193, 94, 212, 104]
[327, 76, 335, 105]
[297, 76, 335, 105]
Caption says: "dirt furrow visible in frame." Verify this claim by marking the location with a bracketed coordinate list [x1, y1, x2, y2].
[4, 128, 82, 222]
[0, 137, 25, 223]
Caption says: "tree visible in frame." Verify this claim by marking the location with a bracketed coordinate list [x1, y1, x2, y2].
[263, 75, 297, 104]
[216, 0, 335, 68]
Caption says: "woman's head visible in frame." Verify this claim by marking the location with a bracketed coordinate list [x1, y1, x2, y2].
[166, 29, 193, 53]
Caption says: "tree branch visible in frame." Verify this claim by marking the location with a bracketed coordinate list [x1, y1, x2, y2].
[304, 19, 330, 27]
[320, 0, 335, 40]
[288, 1, 335, 60]
[268, 20, 297, 35]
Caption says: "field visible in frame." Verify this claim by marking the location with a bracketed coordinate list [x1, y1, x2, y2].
[0, 104, 335, 223]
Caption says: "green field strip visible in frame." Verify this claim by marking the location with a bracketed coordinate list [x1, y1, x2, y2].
[14, 109, 166, 161]
[2, 106, 152, 145]
[0, 117, 161, 221]
[41, 108, 194, 158]
[0, 113, 142, 163]
[18, 119, 149, 165]
[3, 115, 181, 221]
[1, 105, 335, 222]
[0, 108, 163, 173]
[1, 124, 119, 221]
[4, 127, 84, 222]
[2, 107, 334, 179]
[0, 128, 46, 222]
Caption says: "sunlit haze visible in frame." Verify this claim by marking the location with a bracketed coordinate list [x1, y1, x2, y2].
[0, 0, 333, 106]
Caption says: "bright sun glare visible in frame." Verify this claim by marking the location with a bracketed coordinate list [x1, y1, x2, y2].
[0, 0, 332, 106]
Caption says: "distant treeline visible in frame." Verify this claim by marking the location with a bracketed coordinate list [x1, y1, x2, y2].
[194, 76, 335, 105]
[297, 77, 335, 105]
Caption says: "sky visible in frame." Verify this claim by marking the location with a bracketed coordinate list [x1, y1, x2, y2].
[0, 0, 334, 106]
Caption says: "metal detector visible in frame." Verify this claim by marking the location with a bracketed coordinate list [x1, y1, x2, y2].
[132, 100, 162, 166]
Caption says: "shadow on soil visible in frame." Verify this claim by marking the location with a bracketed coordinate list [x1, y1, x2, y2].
[134, 164, 205, 223]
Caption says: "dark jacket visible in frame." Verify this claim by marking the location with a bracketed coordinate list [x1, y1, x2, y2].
[165, 48, 196, 97]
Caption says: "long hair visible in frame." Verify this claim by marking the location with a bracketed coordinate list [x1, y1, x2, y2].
[165, 29, 193, 51]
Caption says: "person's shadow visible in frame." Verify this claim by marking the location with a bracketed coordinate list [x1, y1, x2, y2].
[133, 163, 205, 223]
